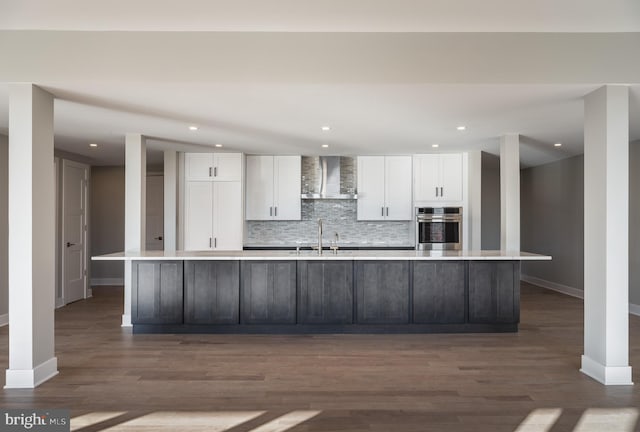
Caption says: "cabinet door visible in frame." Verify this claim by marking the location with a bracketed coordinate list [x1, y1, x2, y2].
[185, 153, 214, 181]
[440, 153, 463, 201]
[213, 182, 243, 250]
[245, 155, 274, 220]
[273, 155, 301, 220]
[413, 154, 440, 201]
[184, 261, 240, 324]
[356, 261, 409, 324]
[413, 262, 465, 323]
[357, 156, 386, 220]
[184, 181, 213, 250]
[468, 261, 519, 323]
[241, 261, 297, 324]
[298, 261, 353, 324]
[213, 153, 242, 182]
[132, 261, 183, 324]
[384, 156, 413, 220]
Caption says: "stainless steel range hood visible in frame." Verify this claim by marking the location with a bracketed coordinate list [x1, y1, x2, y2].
[300, 156, 357, 199]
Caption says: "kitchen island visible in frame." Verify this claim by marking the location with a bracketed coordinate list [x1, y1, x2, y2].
[93, 250, 550, 334]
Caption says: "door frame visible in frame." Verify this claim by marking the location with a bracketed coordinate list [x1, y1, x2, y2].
[61, 159, 90, 305]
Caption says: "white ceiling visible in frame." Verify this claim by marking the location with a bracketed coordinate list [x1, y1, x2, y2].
[2, 0, 639, 32]
[0, 1, 639, 167]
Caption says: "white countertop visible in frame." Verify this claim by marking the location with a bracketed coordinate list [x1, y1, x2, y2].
[92, 250, 551, 261]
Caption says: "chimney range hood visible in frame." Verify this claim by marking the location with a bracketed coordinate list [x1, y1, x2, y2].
[300, 156, 357, 199]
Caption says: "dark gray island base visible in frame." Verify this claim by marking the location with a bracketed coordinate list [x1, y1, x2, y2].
[131, 259, 521, 334]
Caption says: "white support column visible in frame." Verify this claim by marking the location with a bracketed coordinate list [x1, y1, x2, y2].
[163, 150, 177, 251]
[500, 134, 520, 251]
[5, 84, 57, 388]
[581, 85, 632, 385]
[122, 133, 146, 327]
[0, 134, 8, 327]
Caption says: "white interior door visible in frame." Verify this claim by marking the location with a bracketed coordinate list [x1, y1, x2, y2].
[146, 175, 164, 250]
[62, 160, 88, 304]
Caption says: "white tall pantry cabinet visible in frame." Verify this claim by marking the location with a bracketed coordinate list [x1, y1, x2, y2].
[184, 153, 243, 251]
[245, 155, 301, 220]
[357, 156, 413, 221]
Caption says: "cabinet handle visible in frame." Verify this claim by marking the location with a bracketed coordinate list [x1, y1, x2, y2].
[209, 167, 212, 177]
[440, 187, 443, 197]
[386, 207, 389, 216]
[435, 186, 438, 197]
[209, 237, 212, 248]
[381, 207, 384, 216]
[214, 238, 217, 248]
[270, 206, 273, 216]
[214, 167, 218, 177]
[274, 206, 278, 217]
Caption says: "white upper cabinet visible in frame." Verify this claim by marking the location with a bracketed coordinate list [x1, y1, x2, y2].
[185, 153, 242, 182]
[357, 156, 412, 221]
[273, 156, 302, 220]
[245, 155, 301, 220]
[413, 153, 463, 202]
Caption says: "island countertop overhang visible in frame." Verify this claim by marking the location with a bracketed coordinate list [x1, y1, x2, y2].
[92, 249, 551, 261]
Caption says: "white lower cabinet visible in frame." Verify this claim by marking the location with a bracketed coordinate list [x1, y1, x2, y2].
[357, 156, 412, 221]
[184, 181, 242, 251]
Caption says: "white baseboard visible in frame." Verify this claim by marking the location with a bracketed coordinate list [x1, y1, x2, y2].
[91, 277, 124, 286]
[581, 355, 633, 386]
[522, 274, 640, 317]
[5, 357, 59, 389]
[55, 297, 65, 308]
[0, 313, 7, 327]
[521, 274, 584, 299]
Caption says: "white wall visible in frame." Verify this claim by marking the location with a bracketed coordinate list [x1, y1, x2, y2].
[520, 155, 584, 291]
[481, 152, 500, 249]
[90, 166, 125, 284]
[0, 134, 8, 324]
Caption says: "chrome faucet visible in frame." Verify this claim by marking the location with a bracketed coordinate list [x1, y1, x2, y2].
[317, 218, 323, 255]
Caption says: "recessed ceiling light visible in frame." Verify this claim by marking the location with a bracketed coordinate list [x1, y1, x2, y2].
[321, 126, 331, 131]
[431, 144, 439, 148]
[89, 143, 98, 147]
[215, 144, 223, 148]
[321, 144, 329, 148]
[189, 125, 198, 131]
[554, 143, 562, 147]
[456, 126, 466, 131]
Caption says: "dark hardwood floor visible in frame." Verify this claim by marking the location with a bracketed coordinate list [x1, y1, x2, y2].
[1, 282, 639, 431]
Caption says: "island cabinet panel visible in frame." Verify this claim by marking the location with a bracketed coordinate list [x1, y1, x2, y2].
[184, 261, 240, 324]
[241, 261, 297, 324]
[413, 261, 466, 324]
[356, 261, 410, 324]
[468, 261, 520, 324]
[132, 261, 183, 325]
[298, 261, 354, 324]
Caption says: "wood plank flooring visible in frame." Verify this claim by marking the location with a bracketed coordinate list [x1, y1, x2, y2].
[1, 282, 639, 431]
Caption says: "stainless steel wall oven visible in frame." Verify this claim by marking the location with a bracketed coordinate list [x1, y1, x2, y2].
[415, 207, 462, 250]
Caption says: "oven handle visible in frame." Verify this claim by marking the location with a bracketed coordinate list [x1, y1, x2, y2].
[416, 216, 461, 222]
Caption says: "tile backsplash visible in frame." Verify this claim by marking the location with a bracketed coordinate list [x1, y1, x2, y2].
[245, 200, 414, 246]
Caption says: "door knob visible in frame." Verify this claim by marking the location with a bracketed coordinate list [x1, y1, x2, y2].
[154, 236, 163, 240]
[66, 242, 75, 247]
